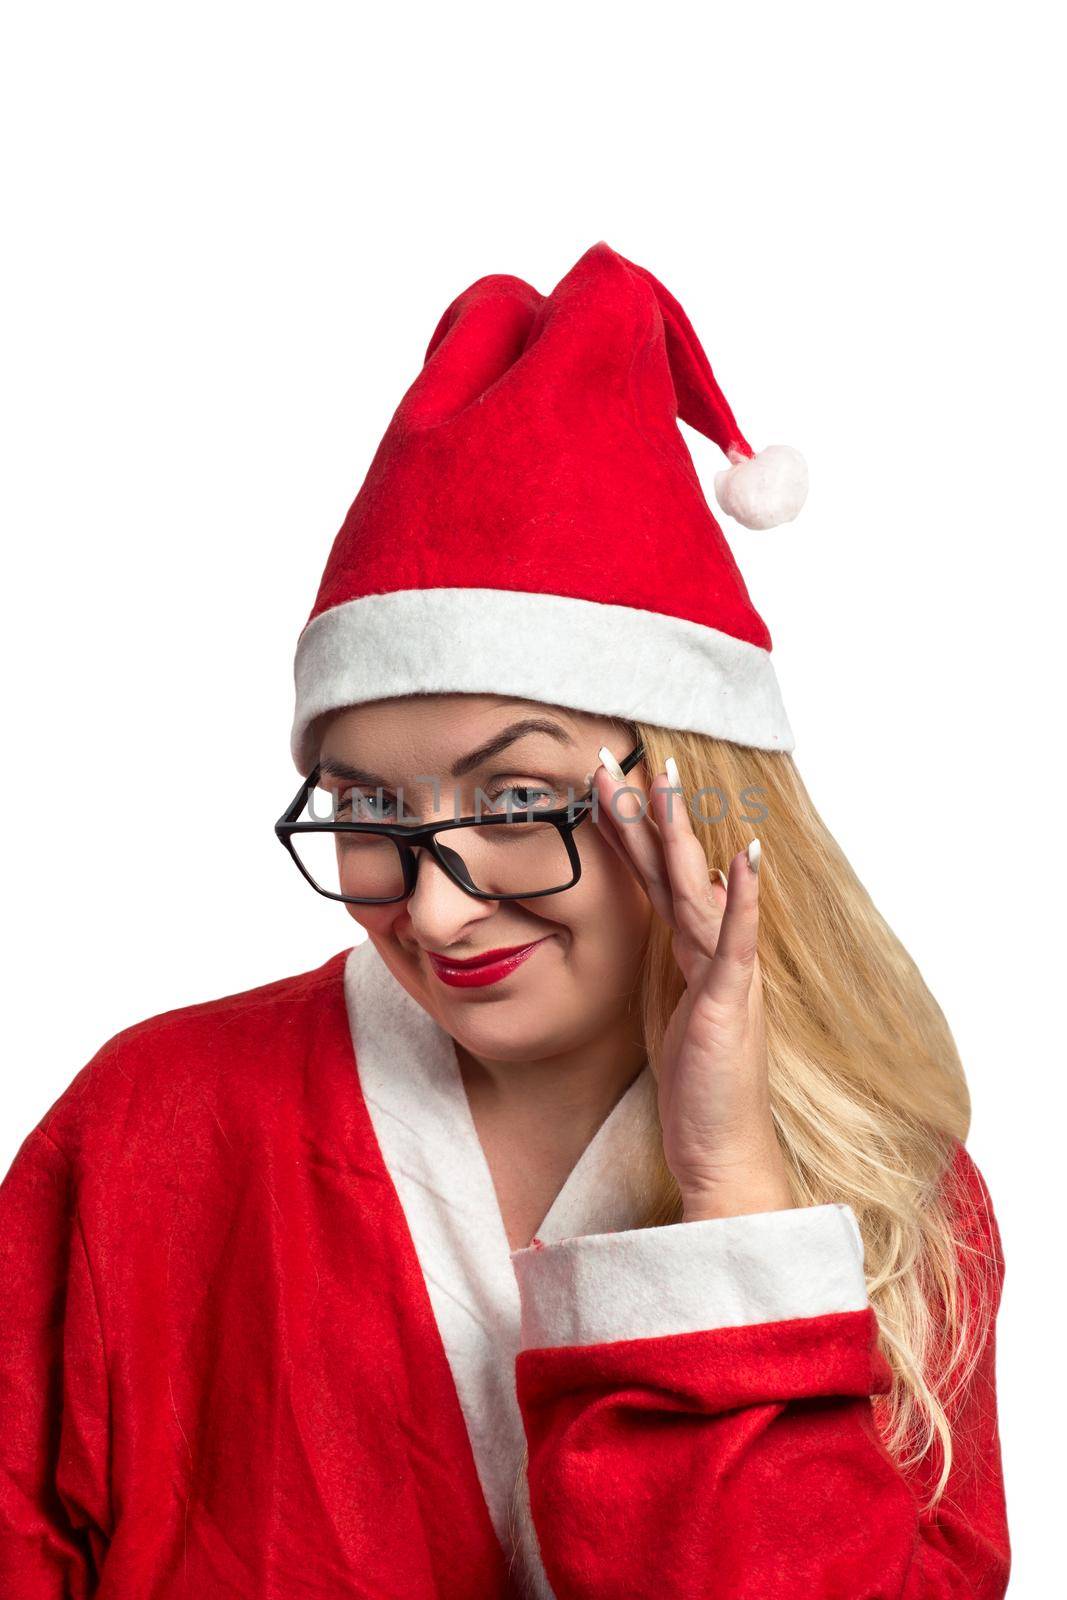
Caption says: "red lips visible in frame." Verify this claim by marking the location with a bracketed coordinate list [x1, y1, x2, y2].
[427, 938, 550, 988]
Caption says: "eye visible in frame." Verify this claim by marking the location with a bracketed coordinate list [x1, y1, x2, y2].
[482, 781, 560, 815]
[336, 787, 398, 823]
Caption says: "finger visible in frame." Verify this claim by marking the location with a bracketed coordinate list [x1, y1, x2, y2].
[647, 769, 729, 960]
[703, 841, 761, 1007]
[589, 785, 660, 899]
[591, 759, 678, 928]
[593, 775, 678, 929]
[748, 946, 767, 1024]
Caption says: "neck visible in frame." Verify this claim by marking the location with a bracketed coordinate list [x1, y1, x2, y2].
[455, 1027, 648, 1148]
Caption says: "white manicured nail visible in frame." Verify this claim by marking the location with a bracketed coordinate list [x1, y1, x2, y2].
[598, 746, 625, 781]
[664, 755, 680, 788]
[747, 838, 762, 875]
[715, 868, 729, 890]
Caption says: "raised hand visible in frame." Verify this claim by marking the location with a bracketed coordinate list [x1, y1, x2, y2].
[590, 747, 794, 1221]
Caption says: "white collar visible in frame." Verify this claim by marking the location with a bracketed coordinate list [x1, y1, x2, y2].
[342, 936, 662, 1576]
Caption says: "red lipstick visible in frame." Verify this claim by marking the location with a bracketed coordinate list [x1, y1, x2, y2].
[427, 938, 550, 988]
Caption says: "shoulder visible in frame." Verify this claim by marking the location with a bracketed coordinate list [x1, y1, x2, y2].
[940, 1138, 1003, 1255]
[30, 947, 355, 1171]
[936, 1135, 1006, 1312]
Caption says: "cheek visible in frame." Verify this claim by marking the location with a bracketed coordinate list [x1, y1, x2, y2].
[343, 903, 399, 942]
[561, 825, 653, 953]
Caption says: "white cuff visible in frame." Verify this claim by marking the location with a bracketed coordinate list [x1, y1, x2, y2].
[509, 1203, 869, 1350]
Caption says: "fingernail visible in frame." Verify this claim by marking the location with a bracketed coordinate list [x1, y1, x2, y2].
[746, 838, 762, 875]
[664, 754, 680, 788]
[598, 746, 625, 781]
[715, 868, 729, 891]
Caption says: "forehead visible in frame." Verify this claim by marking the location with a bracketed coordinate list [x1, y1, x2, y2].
[317, 694, 617, 774]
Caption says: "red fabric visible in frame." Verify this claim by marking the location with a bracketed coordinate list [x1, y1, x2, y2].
[305, 240, 773, 651]
[0, 953, 513, 1598]
[0, 955, 1010, 1598]
[516, 1144, 1010, 1599]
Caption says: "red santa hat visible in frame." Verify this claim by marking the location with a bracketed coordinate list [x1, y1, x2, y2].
[290, 240, 808, 772]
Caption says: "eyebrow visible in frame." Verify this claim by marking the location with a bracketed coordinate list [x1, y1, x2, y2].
[318, 717, 577, 789]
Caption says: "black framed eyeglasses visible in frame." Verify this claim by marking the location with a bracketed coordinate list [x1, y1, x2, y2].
[275, 740, 647, 905]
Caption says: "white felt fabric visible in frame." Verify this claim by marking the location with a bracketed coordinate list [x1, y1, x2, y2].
[714, 444, 809, 530]
[343, 936, 663, 1590]
[291, 586, 795, 773]
[510, 1202, 868, 1351]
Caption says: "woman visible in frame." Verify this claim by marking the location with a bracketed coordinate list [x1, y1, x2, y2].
[0, 243, 1009, 1598]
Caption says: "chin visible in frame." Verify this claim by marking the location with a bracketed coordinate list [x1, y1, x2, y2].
[437, 988, 580, 1061]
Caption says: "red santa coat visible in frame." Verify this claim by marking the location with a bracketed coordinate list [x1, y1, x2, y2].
[0, 939, 1011, 1598]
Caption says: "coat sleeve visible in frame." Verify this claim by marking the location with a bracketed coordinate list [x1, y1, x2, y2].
[0, 1126, 111, 1598]
[511, 1144, 1009, 1600]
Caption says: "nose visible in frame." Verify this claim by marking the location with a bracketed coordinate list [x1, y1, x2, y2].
[403, 842, 498, 947]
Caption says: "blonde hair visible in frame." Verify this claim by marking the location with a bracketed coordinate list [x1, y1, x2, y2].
[503, 719, 998, 1588]
[626, 719, 997, 1507]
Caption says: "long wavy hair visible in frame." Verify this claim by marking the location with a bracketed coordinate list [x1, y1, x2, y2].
[626, 718, 995, 1502]
[505, 716, 998, 1586]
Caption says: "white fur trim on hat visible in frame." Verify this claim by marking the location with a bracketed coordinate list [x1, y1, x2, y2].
[290, 587, 795, 772]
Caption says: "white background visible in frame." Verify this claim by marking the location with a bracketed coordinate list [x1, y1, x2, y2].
[1, 5, 1062, 1591]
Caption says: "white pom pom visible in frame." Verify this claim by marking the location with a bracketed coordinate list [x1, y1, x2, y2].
[714, 444, 809, 530]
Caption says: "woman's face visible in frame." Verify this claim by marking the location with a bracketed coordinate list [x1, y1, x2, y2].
[315, 694, 653, 1066]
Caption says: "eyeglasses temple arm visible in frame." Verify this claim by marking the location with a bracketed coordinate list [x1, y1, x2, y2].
[276, 765, 322, 831]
